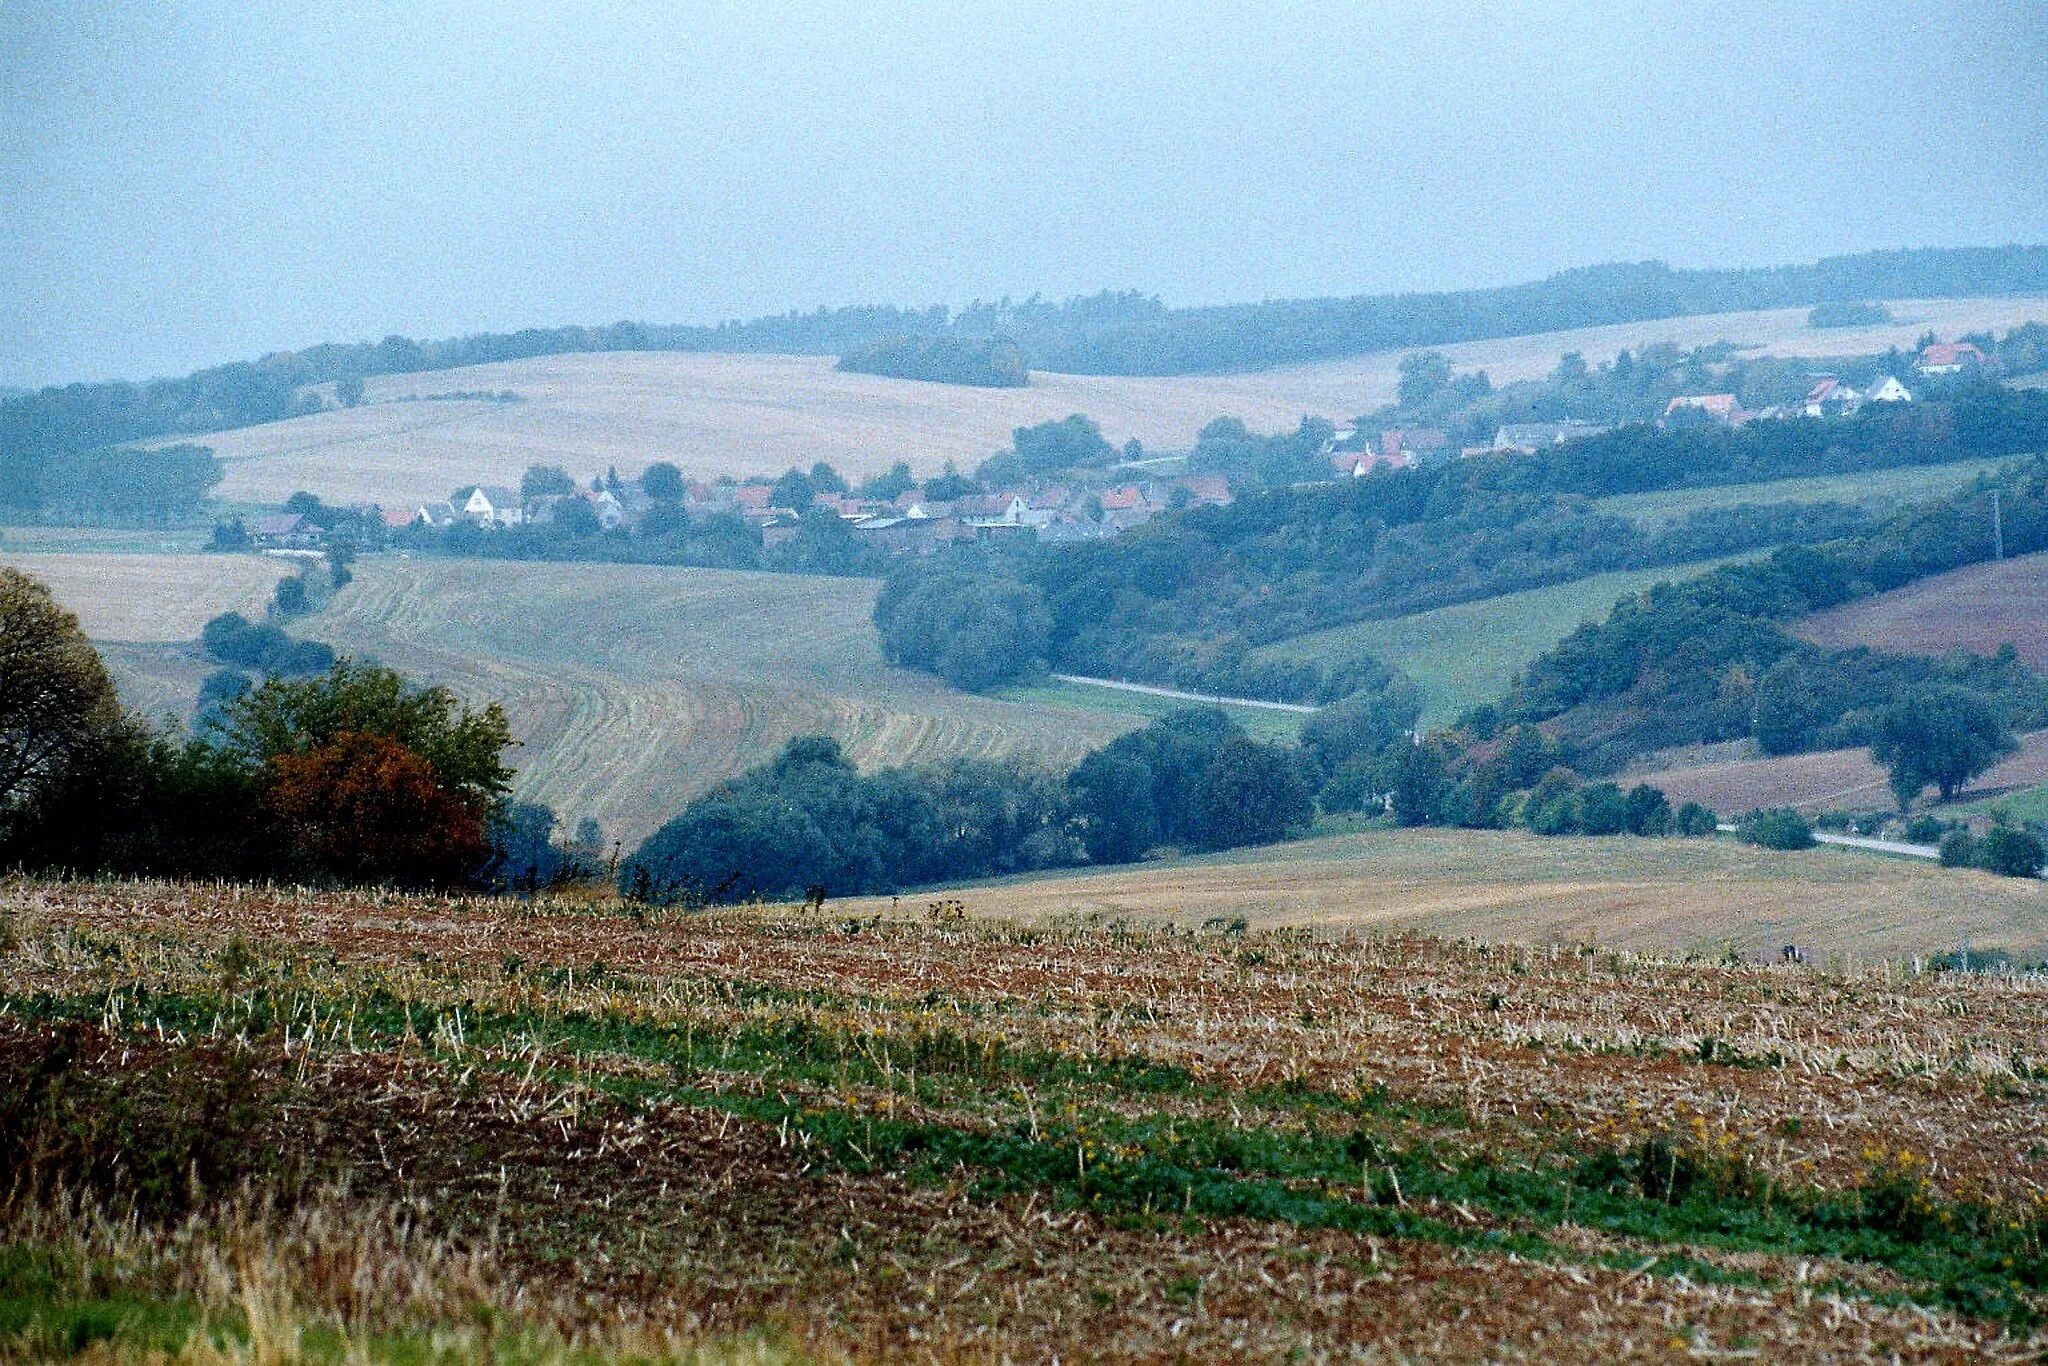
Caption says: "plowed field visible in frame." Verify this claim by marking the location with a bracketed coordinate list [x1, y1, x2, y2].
[1794, 551, 2048, 668]
[5, 877, 2046, 1361]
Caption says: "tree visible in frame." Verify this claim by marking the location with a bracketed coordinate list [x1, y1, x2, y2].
[1737, 807, 1814, 850]
[0, 569, 127, 831]
[1397, 351, 1453, 408]
[221, 662, 513, 819]
[1625, 783, 1672, 836]
[639, 462, 685, 502]
[1870, 685, 2018, 806]
[1067, 750, 1157, 863]
[1751, 655, 1817, 756]
[524, 464, 578, 500]
[771, 467, 815, 510]
[1193, 738, 1313, 850]
[860, 461, 916, 500]
[334, 375, 366, 407]
[809, 461, 848, 495]
[258, 730, 489, 887]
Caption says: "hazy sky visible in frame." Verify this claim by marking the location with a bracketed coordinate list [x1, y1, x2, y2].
[4, 0, 2045, 388]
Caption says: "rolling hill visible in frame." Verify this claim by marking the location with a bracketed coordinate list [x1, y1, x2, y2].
[192, 296, 2048, 509]
[0, 551, 1145, 845]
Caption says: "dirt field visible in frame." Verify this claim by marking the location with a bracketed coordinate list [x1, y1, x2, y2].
[5, 878, 2045, 1360]
[1632, 729, 2048, 818]
[845, 824, 2048, 963]
[1794, 551, 2048, 668]
[188, 296, 2048, 508]
[0, 551, 285, 641]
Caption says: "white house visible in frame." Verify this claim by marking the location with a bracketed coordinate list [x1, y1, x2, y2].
[1865, 375, 1913, 404]
[459, 485, 525, 527]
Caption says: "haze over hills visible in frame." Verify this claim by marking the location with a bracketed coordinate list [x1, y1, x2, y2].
[195, 294, 2048, 508]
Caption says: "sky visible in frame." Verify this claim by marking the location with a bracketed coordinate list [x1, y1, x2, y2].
[3, 0, 2045, 389]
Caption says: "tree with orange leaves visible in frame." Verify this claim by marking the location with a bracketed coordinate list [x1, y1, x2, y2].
[258, 730, 490, 887]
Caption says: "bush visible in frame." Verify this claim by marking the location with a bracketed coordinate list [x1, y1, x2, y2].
[1674, 802, 1720, 837]
[1738, 807, 1816, 850]
[1938, 830, 1978, 867]
[1578, 782, 1631, 835]
[1624, 784, 1672, 836]
[1976, 826, 2046, 878]
[1902, 814, 1948, 844]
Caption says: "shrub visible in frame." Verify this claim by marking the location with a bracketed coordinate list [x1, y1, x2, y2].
[1737, 807, 1815, 850]
[1674, 802, 1720, 837]
[1625, 783, 1672, 836]
[1975, 826, 2046, 878]
[1902, 814, 1948, 844]
[1938, 830, 1978, 868]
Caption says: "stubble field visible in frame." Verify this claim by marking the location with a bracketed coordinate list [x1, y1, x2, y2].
[1793, 551, 2048, 670]
[187, 296, 2048, 509]
[4, 877, 2046, 1361]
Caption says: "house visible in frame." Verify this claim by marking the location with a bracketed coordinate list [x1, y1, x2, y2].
[378, 507, 416, 533]
[251, 513, 323, 550]
[1381, 428, 1447, 462]
[1332, 449, 1413, 477]
[1098, 485, 1146, 513]
[588, 489, 626, 531]
[1803, 378, 1862, 418]
[730, 485, 776, 520]
[1489, 420, 1610, 454]
[1176, 474, 1233, 506]
[953, 493, 1028, 527]
[458, 485, 525, 527]
[415, 501, 457, 529]
[1865, 375, 1913, 403]
[1916, 342, 1987, 376]
[1664, 394, 1742, 424]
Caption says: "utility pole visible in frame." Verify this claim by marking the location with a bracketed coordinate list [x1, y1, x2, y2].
[1993, 489, 2005, 561]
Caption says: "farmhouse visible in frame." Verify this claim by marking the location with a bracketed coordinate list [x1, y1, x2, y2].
[251, 512, 323, 550]
[1917, 341, 1987, 375]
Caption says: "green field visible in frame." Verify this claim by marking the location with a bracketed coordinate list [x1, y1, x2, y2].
[1950, 782, 2048, 827]
[1250, 558, 1744, 726]
[989, 676, 1305, 741]
[1591, 459, 2011, 529]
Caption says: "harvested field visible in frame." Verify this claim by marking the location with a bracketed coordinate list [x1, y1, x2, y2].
[1591, 458, 2014, 530]
[1794, 550, 2048, 669]
[300, 557, 1136, 844]
[845, 824, 2048, 963]
[185, 296, 2048, 508]
[0, 551, 285, 641]
[1635, 730, 2048, 818]
[3, 877, 2046, 1361]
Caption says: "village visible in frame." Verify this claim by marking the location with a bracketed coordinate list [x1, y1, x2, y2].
[240, 338, 1982, 558]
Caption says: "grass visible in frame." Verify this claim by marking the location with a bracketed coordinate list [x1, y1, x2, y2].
[1250, 557, 1747, 726]
[989, 676, 1304, 741]
[1949, 783, 2048, 827]
[1590, 458, 2013, 529]
[3, 876, 2045, 1359]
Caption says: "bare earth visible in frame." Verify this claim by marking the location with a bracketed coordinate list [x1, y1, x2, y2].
[188, 296, 2048, 508]
[847, 825, 2048, 963]
[1634, 729, 2048, 816]
[1794, 550, 2048, 668]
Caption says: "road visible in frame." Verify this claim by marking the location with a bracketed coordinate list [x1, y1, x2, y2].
[1717, 824, 1939, 860]
[1050, 674, 1319, 715]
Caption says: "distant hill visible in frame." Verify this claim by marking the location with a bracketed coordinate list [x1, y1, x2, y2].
[5, 247, 2047, 490]
[188, 297, 2048, 508]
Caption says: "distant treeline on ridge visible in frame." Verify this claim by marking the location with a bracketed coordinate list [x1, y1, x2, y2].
[5, 246, 2047, 491]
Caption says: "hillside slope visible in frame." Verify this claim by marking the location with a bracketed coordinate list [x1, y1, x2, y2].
[195, 296, 2047, 508]
[1792, 549, 2048, 668]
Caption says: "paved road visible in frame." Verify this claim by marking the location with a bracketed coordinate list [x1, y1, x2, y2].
[1050, 674, 1319, 715]
[1716, 824, 1939, 860]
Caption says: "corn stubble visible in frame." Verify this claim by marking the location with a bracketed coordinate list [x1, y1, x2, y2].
[2, 878, 2045, 1362]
